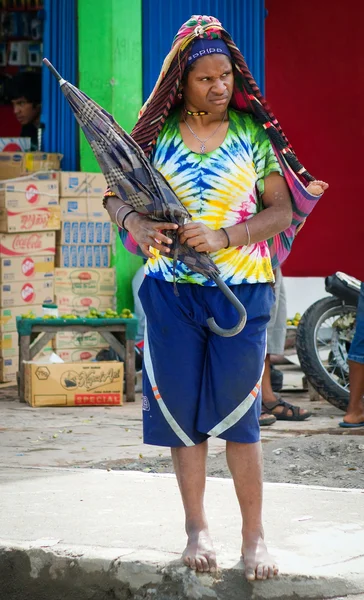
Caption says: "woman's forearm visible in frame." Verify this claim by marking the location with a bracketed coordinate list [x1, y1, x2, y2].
[104, 196, 133, 226]
[225, 205, 293, 247]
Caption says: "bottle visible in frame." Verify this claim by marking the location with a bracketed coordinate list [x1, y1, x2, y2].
[42, 303, 58, 317]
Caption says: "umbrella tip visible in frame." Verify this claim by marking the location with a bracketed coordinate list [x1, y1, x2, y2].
[42, 59, 64, 83]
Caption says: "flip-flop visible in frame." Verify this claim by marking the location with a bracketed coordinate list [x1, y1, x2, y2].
[339, 421, 364, 428]
[259, 412, 277, 427]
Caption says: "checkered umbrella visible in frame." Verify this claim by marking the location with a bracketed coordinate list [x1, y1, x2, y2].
[43, 58, 246, 336]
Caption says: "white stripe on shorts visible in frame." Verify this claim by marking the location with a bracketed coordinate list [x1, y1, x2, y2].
[207, 335, 267, 438]
[144, 323, 195, 447]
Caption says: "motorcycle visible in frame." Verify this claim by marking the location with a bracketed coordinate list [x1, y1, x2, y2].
[296, 272, 361, 411]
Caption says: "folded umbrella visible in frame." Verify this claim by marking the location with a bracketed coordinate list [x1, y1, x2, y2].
[43, 58, 246, 337]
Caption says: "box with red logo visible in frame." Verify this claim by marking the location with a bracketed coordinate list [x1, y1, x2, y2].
[0, 255, 54, 282]
[54, 268, 115, 295]
[0, 231, 56, 257]
[56, 293, 113, 317]
[0, 279, 54, 307]
[24, 361, 123, 407]
[0, 305, 43, 332]
[0, 138, 31, 153]
[54, 330, 108, 350]
[0, 179, 59, 209]
[55, 348, 103, 362]
[0, 205, 61, 233]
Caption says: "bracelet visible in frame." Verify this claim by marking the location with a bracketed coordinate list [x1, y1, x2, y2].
[122, 209, 137, 231]
[220, 227, 230, 249]
[114, 205, 130, 228]
[245, 221, 251, 246]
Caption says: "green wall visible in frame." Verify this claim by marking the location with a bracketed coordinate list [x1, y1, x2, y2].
[78, 0, 143, 312]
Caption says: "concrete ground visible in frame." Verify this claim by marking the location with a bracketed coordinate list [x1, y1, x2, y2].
[1, 365, 364, 599]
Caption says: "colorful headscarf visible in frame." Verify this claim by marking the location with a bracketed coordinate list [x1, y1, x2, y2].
[130, 15, 322, 269]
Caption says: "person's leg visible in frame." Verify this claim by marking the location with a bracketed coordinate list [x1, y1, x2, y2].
[132, 265, 146, 343]
[342, 282, 364, 425]
[139, 278, 213, 570]
[264, 272, 310, 420]
[171, 441, 217, 572]
[343, 360, 364, 423]
[226, 440, 278, 581]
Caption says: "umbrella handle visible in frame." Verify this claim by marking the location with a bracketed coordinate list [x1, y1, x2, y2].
[207, 275, 247, 337]
[43, 58, 66, 85]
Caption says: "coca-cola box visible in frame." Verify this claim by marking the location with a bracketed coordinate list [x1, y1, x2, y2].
[0, 232, 56, 258]
[0, 255, 55, 283]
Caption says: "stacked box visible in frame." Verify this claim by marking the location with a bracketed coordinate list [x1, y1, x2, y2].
[54, 267, 115, 357]
[0, 202, 58, 381]
[56, 172, 113, 268]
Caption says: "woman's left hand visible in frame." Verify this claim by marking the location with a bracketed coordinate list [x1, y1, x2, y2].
[179, 222, 227, 253]
[307, 180, 329, 196]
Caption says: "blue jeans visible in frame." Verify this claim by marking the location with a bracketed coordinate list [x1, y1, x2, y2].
[348, 282, 364, 364]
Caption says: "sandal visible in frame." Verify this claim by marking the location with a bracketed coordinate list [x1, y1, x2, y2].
[262, 393, 312, 421]
[259, 411, 277, 427]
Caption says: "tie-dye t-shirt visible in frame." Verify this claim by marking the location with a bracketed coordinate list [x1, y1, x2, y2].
[145, 108, 282, 285]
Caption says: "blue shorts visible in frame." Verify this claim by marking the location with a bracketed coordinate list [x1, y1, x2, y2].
[139, 276, 274, 447]
[348, 282, 364, 364]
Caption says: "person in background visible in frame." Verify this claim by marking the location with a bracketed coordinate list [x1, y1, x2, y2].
[132, 264, 146, 343]
[340, 282, 364, 428]
[10, 71, 42, 150]
[260, 267, 311, 425]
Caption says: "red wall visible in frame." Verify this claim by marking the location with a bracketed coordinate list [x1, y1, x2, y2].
[265, 0, 364, 280]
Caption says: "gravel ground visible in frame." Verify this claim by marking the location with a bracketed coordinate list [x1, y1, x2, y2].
[91, 433, 364, 489]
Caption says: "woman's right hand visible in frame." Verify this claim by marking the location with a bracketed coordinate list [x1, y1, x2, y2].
[124, 212, 178, 258]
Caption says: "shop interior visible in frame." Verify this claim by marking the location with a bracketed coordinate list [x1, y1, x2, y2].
[0, 0, 44, 152]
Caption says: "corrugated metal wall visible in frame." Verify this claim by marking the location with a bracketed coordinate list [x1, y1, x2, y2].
[42, 0, 78, 170]
[142, 0, 265, 101]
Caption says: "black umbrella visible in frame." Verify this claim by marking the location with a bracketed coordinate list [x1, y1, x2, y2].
[43, 58, 246, 337]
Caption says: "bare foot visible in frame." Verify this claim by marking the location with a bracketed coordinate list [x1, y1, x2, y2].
[242, 534, 278, 581]
[182, 528, 217, 573]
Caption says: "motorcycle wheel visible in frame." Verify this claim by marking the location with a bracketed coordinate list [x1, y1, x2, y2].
[296, 297, 357, 411]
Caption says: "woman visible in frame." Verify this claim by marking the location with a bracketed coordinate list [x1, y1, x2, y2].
[104, 15, 328, 581]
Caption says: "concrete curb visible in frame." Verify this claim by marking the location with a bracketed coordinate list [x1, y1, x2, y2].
[1, 540, 364, 600]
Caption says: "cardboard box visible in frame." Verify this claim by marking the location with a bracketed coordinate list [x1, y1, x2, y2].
[60, 172, 106, 198]
[0, 279, 54, 307]
[0, 138, 31, 152]
[0, 332, 18, 357]
[0, 152, 62, 181]
[56, 245, 111, 268]
[56, 293, 113, 316]
[0, 357, 18, 383]
[0, 304, 43, 332]
[24, 361, 123, 407]
[0, 231, 56, 258]
[60, 197, 109, 221]
[57, 221, 112, 245]
[55, 348, 104, 362]
[0, 179, 59, 209]
[55, 268, 115, 295]
[0, 205, 61, 233]
[54, 330, 108, 350]
[0, 255, 54, 282]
